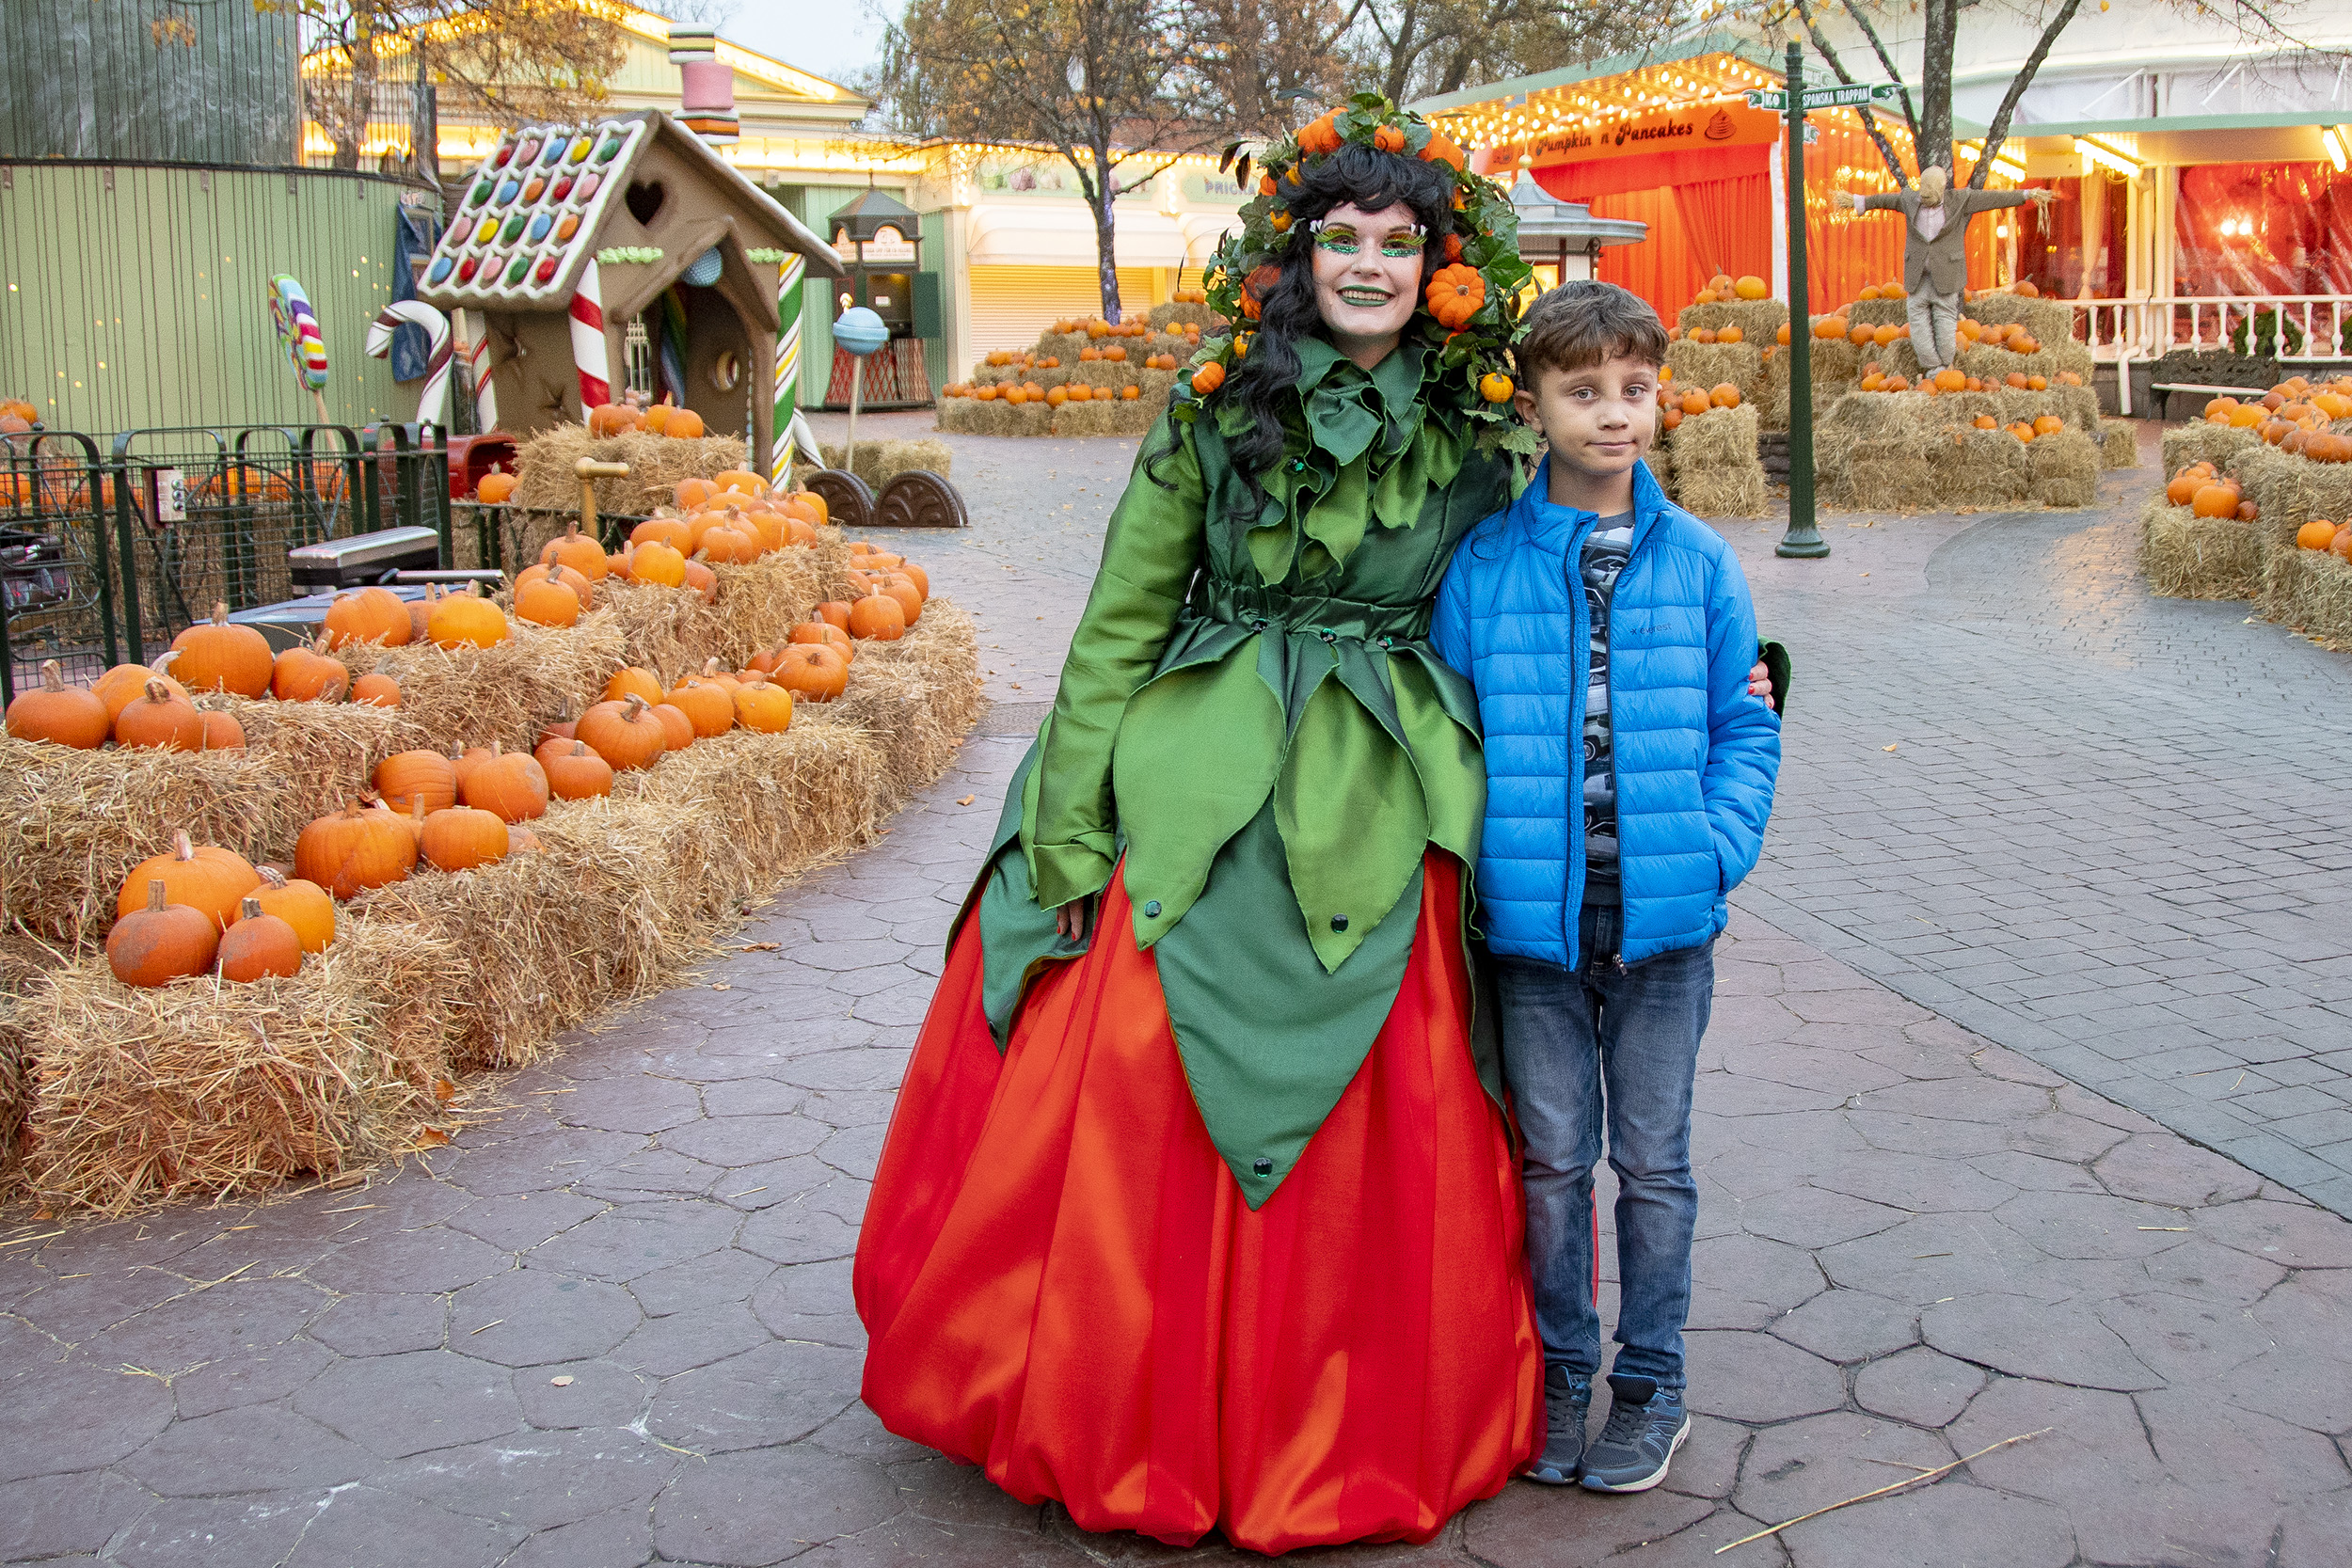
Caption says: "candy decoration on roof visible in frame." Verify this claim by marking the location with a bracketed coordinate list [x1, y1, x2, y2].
[569, 259, 612, 418]
[413, 118, 648, 309]
[771, 251, 805, 485]
[364, 301, 453, 430]
[667, 24, 739, 146]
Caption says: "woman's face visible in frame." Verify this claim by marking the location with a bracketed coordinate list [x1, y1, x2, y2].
[1310, 201, 1426, 363]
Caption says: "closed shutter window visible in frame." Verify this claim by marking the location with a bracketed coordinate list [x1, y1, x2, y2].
[967, 265, 1160, 358]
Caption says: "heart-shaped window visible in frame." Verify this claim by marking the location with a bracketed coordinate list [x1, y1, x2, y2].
[624, 181, 665, 227]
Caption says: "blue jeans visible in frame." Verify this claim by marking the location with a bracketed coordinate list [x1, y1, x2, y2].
[1493, 905, 1713, 1388]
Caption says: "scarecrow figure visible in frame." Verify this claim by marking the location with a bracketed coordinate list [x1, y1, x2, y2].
[1844, 165, 2057, 372]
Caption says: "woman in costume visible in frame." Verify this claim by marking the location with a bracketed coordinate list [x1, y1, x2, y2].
[855, 100, 1549, 1552]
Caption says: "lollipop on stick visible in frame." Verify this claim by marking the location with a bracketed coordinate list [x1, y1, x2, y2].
[267, 274, 332, 425]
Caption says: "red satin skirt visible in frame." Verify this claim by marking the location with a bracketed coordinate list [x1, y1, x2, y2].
[853, 854, 1541, 1554]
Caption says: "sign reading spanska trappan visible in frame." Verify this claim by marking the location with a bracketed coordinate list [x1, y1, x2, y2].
[1493, 103, 1786, 170]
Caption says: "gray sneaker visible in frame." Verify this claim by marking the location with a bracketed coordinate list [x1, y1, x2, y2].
[1579, 1373, 1690, 1493]
[1524, 1364, 1592, 1484]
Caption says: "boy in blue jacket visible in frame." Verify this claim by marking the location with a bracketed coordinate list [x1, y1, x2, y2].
[1434, 281, 1781, 1494]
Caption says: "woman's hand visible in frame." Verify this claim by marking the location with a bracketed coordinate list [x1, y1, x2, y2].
[1748, 659, 1775, 711]
[1055, 895, 1097, 942]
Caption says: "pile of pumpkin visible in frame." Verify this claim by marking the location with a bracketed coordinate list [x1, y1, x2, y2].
[1692, 273, 1775, 305]
[584, 400, 709, 439]
[1673, 321, 1796, 347]
[1855, 363, 2084, 401]
[1658, 379, 1745, 432]
[2163, 461, 2260, 522]
[4, 606, 406, 752]
[1851, 281, 1912, 302]
[2295, 518, 2352, 560]
[942, 381, 1147, 407]
[2203, 380, 2352, 459]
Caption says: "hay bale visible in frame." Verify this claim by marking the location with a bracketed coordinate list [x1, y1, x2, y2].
[1926, 426, 2032, 508]
[0, 928, 58, 1189]
[0, 741, 290, 942]
[2272, 451, 2352, 540]
[1964, 294, 2078, 344]
[1677, 300, 1789, 340]
[1665, 341, 1764, 403]
[337, 617, 627, 752]
[2162, 421, 2258, 478]
[817, 599, 985, 796]
[1755, 345, 1790, 431]
[2264, 546, 2352, 648]
[2140, 499, 2262, 599]
[196, 696, 427, 847]
[936, 396, 991, 435]
[815, 438, 953, 487]
[1994, 384, 2101, 432]
[1665, 404, 1764, 517]
[509, 426, 752, 515]
[1054, 397, 1158, 437]
[2101, 418, 2141, 469]
[1832, 437, 1935, 511]
[19, 913, 464, 1215]
[1149, 301, 1224, 332]
[1643, 451, 1674, 499]
[1958, 341, 2093, 384]
[1844, 297, 1912, 326]
[2223, 444, 2305, 560]
[2026, 429, 2100, 507]
[1807, 336, 1865, 399]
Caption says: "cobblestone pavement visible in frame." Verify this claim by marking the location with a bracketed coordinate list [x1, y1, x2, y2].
[4, 424, 2350, 1566]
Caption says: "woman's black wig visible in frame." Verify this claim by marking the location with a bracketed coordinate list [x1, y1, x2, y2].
[1151, 144, 1459, 531]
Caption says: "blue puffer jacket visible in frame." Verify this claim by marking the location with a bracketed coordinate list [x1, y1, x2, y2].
[1432, 457, 1781, 969]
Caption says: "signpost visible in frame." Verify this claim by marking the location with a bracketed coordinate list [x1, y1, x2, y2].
[1773, 42, 1835, 560]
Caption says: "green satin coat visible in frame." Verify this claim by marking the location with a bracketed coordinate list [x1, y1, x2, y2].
[961, 337, 1519, 1207]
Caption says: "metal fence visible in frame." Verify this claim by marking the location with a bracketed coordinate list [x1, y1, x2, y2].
[0, 423, 452, 704]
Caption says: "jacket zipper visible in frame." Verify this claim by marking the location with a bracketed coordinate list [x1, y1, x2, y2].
[1592, 504, 1653, 976]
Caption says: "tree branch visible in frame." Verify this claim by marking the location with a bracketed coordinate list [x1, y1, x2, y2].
[1838, 0, 1918, 148]
[1970, 0, 2087, 187]
[1792, 0, 1910, 188]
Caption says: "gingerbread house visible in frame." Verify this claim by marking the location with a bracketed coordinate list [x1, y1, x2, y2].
[416, 107, 841, 474]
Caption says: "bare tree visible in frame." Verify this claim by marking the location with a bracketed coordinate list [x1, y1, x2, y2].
[1343, 0, 1689, 105]
[875, 0, 1213, 319]
[276, 0, 629, 171]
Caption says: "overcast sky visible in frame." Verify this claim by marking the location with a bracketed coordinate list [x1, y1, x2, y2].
[720, 1, 889, 88]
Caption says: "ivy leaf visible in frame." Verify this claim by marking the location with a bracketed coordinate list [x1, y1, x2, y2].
[1478, 422, 1545, 457]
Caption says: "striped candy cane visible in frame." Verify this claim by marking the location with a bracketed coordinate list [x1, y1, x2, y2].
[569, 259, 612, 418]
[771, 252, 804, 484]
[364, 301, 453, 429]
[456, 309, 498, 431]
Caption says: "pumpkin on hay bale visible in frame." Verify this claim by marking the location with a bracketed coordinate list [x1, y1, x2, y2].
[808, 597, 985, 797]
[507, 424, 753, 516]
[193, 693, 427, 840]
[15, 913, 463, 1215]
[1677, 298, 1788, 341]
[1663, 340, 1763, 406]
[2160, 421, 2257, 480]
[2140, 495, 2262, 600]
[334, 615, 626, 754]
[0, 742, 287, 943]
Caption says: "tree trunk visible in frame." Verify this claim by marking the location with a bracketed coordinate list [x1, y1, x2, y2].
[1917, 0, 1955, 176]
[1087, 129, 1121, 322]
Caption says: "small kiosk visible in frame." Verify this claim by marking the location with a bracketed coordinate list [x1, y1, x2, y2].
[1509, 172, 1650, 292]
[823, 188, 938, 409]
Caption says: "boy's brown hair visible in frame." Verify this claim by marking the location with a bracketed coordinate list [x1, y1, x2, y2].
[1513, 280, 1669, 393]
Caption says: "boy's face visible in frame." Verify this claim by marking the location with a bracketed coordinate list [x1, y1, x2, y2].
[1514, 355, 1660, 483]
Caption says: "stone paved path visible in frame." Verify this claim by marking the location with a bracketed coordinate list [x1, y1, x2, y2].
[4, 422, 2350, 1566]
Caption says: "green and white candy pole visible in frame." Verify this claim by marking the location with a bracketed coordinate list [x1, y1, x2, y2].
[771, 253, 805, 486]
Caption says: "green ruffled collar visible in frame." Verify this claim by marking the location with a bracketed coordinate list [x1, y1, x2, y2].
[1215, 336, 1468, 584]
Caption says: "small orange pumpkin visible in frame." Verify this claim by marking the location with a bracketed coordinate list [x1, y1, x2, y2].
[576, 694, 668, 770]
[114, 678, 206, 751]
[116, 830, 261, 931]
[108, 879, 219, 988]
[218, 895, 303, 981]
[421, 806, 509, 872]
[6, 659, 109, 748]
[248, 867, 335, 953]
[169, 603, 275, 696]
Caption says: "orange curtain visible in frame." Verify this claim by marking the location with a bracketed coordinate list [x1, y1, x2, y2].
[1673, 174, 1773, 284]
[1593, 188, 1704, 325]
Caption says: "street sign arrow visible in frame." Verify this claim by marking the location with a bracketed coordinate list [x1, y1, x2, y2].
[1745, 88, 1786, 110]
[1799, 82, 1900, 109]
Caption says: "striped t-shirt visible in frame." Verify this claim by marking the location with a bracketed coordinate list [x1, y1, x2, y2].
[1579, 514, 1633, 906]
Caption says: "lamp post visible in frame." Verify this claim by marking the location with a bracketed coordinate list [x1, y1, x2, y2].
[1777, 40, 1831, 560]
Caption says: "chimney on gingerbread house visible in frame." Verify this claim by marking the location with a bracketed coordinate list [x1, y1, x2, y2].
[668, 25, 739, 145]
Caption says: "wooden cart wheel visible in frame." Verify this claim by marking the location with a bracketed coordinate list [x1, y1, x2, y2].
[803, 468, 875, 530]
[875, 468, 970, 530]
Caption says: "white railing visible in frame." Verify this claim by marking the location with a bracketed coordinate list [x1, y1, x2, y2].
[2063, 295, 2352, 414]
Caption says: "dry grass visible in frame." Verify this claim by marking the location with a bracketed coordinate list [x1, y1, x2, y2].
[816, 599, 985, 797]
[1666, 404, 1766, 517]
[196, 695, 427, 841]
[1149, 301, 1223, 332]
[816, 438, 955, 486]
[337, 618, 627, 753]
[1676, 464, 1769, 518]
[0, 740, 289, 942]
[1677, 300, 1788, 340]
[18, 914, 463, 1216]
[2140, 498, 2262, 599]
[509, 426, 753, 515]
[709, 537, 858, 665]
[2264, 546, 2352, 648]
[1925, 426, 2032, 508]
[1054, 398, 1161, 437]
[1964, 294, 2078, 343]
[1642, 451, 1674, 501]
[2160, 422, 2257, 478]
[1830, 437, 1934, 511]
[2101, 419, 2140, 469]
[2027, 430, 2101, 507]
[0, 928, 58, 1190]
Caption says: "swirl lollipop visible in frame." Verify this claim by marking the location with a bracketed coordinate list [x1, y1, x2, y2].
[267, 274, 332, 422]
